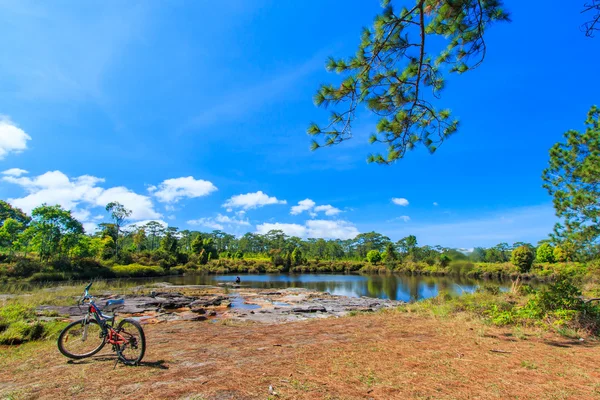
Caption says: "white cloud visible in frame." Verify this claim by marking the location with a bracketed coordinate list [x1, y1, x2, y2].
[71, 208, 91, 222]
[392, 198, 409, 206]
[290, 199, 315, 215]
[93, 186, 160, 220]
[150, 176, 217, 203]
[223, 191, 286, 211]
[0, 118, 31, 159]
[314, 205, 342, 216]
[305, 220, 358, 239]
[290, 198, 342, 217]
[215, 213, 250, 226]
[376, 204, 557, 248]
[256, 222, 307, 237]
[433, 202, 439, 206]
[3, 170, 161, 221]
[388, 215, 411, 223]
[2, 168, 28, 177]
[187, 218, 224, 231]
[256, 219, 359, 240]
[82, 222, 99, 234]
[188, 213, 250, 231]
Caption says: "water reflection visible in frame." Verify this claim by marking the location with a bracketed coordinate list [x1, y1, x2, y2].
[158, 274, 513, 301]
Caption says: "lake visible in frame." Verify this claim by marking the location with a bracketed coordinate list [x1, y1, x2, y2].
[154, 273, 516, 302]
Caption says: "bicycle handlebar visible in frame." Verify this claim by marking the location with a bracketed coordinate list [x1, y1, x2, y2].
[78, 281, 94, 306]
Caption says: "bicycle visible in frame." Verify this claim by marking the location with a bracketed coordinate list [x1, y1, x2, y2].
[57, 281, 146, 366]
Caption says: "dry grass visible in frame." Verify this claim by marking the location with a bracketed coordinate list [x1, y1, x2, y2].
[1, 310, 600, 399]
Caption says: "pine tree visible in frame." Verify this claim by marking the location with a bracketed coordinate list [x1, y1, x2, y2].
[308, 0, 510, 163]
[542, 105, 600, 257]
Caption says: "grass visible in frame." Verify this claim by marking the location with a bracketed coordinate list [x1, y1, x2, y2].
[111, 263, 165, 277]
[393, 276, 600, 338]
[0, 303, 65, 345]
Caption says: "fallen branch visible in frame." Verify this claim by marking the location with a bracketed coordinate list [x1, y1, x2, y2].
[489, 349, 511, 354]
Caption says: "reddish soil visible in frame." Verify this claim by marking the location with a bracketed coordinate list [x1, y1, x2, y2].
[2, 311, 600, 399]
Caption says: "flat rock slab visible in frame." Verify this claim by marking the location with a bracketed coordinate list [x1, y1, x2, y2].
[36, 285, 403, 324]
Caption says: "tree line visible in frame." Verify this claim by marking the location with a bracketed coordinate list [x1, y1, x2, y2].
[0, 199, 590, 273]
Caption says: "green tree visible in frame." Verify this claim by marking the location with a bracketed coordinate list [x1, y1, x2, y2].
[0, 218, 24, 257]
[28, 205, 83, 261]
[543, 106, 600, 257]
[366, 249, 382, 264]
[397, 235, 418, 257]
[0, 200, 31, 226]
[308, 0, 509, 163]
[144, 221, 165, 250]
[536, 243, 555, 263]
[511, 245, 534, 273]
[105, 202, 131, 257]
[384, 241, 397, 261]
[291, 247, 304, 266]
[160, 227, 179, 254]
[132, 227, 147, 252]
[469, 247, 486, 262]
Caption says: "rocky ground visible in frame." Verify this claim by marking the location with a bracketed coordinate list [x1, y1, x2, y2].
[3, 306, 600, 399]
[36, 284, 404, 324]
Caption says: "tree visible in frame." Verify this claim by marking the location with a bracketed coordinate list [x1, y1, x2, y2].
[366, 249, 382, 264]
[536, 243, 555, 263]
[583, 1, 600, 37]
[307, 0, 510, 163]
[0, 200, 31, 226]
[542, 106, 600, 256]
[0, 218, 24, 257]
[144, 221, 165, 251]
[291, 247, 304, 266]
[132, 227, 147, 252]
[28, 205, 83, 261]
[469, 247, 486, 262]
[397, 235, 418, 257]
[160, 227, 179, 254]
[511, 245, 534, 273]
[105, 202, 131, 257]
[384, 241, 398, 261]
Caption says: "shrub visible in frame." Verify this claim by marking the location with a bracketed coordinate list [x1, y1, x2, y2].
[553, 246, 568, 262]
[448, 260, 474, 275]
[536, 243, 555, 263]
[511, 246, 534, 273]
[111, 264, 165, 277]
[366, 250, 382, 264]
[0, 304, 65, 345]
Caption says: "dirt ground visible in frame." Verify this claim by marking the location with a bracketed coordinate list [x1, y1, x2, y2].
[1, 310, 600, 400]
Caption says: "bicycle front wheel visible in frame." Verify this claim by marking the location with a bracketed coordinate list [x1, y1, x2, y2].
[57, 319, 106, 359]
[116, 318, 146, 366]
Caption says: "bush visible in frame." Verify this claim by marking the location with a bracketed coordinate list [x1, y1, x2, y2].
[366, 250, 382, 264]
[111, 264, 165, 277]
[0, 304, 65, 345]
[511, 246, 534, 273]
[536, 243, 555, 263]
[448, 260, 474, 275]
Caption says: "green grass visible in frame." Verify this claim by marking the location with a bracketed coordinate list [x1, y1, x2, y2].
[0, 303, 66, 345]
[111, 263, 166, 277]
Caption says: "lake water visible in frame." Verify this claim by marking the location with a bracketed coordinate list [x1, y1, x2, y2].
[156, 273, 515, 302]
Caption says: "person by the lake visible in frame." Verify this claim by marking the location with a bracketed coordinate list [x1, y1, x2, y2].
[235, 276, 241, 284]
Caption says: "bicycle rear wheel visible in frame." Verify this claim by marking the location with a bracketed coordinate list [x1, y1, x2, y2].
[57, 319, 106, 359]
[115, 318, 146, 366]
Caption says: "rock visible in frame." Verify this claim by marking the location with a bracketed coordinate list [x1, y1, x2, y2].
[189, 295, 226, 307]
[190, 307, 206, 314]
[292, 306, 326, 313]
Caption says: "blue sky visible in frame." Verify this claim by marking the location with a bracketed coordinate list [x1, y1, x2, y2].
[0, 0, 598, 248]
